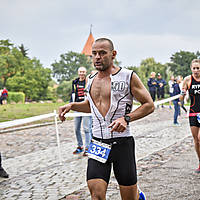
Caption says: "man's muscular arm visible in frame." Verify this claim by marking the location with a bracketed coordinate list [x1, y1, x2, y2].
[129, 72, 155, 121]
[109, 72, 155, 133]
[58, 99, 91, 122]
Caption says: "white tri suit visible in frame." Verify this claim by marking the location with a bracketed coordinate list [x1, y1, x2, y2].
[86, 68, 137, 186]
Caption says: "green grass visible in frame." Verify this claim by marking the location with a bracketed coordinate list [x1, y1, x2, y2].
[0, 102, 66, 123]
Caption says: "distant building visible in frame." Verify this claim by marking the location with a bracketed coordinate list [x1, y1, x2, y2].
[81, 27, 94, 58]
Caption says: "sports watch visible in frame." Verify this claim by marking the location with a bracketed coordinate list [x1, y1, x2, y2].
[124, 115, 131, 125]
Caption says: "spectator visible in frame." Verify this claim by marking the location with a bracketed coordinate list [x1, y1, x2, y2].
[147, 72, 157, 102]
[0, 88, 3, 105]
[168, 75, 175, 109]
[172, 77, 181, 126]
[0, 87, 8, 105]
[0, 153, 9, 178]
[156, 73, 166, 107]
[70, 66, 91, 156]
[178, 75, 187, 114]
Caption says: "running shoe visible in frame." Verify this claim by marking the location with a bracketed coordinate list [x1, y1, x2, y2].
[173, 123, 181, 126]
[83, 148, 88, 157]
[0, 167, 9, 178]
[195, 166, 200, 173]
[138, 187, 146, 200]
[73, 147, 83, 154]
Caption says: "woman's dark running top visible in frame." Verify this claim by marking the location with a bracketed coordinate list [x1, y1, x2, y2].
[188, 75, 200, 127]
[188, 75, 200, 114]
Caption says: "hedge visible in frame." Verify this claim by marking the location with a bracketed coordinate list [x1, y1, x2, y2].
[7, 92, 25, 104]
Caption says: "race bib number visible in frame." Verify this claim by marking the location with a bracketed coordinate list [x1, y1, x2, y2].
[88, 139, 111, 163]
[197, 113, 200, 123]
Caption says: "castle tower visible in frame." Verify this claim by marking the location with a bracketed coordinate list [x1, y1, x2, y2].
[81, 25, 94, 58]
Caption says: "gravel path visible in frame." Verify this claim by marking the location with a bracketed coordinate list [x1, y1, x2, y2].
[0, 107, 199, 199]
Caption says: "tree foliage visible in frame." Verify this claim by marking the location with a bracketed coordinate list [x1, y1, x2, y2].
[52, 51, 93, 83]
[127, 58, 168, 88]
[0, 39, 52, 101]
[168, 50, 200, 77]
[0, 40, 25, 86]
[18, 44, 29, 58]
[56, 80, 72, 102]
[6, 58, 52, 101]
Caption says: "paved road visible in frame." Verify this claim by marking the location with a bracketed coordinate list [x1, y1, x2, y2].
[0, 107, 196, 199]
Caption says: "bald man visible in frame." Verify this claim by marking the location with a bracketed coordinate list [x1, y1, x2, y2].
[147, 72, 158, 101]
[70, 67, 91, 156]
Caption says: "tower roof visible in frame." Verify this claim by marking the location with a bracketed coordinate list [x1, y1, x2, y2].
[81, 32, 94, 56]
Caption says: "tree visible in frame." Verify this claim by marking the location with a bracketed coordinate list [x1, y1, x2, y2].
[114, 58, 122, 67]
[126, 58, 168, 88]
[0, 39, 53, 101]
[0, 40, 24, 87]
[18, 44, 29, 58]
[56, 80, 72, 102]
[126, 66, 139, 74]
[52, 51, 93, 83]
[6, 58, 52, 101]
[168, 50, 200, 78]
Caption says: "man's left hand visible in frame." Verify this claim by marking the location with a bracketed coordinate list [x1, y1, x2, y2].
[108, 117, 127, 133]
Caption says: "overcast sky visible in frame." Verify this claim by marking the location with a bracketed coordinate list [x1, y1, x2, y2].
[1, 0, 200, 68]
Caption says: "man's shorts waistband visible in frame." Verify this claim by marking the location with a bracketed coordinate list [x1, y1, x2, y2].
[92, 136, 133, 145]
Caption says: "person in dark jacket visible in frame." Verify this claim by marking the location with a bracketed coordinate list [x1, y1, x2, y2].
[147, 72, 157, 101]
[0, 87, 8, 105]
[156, 73, 166, 107]
[70, 67, 91, 156]
[172, 77, 181, 125]
[0, 153, 9, 178]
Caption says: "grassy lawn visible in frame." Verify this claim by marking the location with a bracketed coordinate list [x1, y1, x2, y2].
[0, 102, 66, 123]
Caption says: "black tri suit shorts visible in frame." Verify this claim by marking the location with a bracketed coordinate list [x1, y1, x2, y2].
[189, 116, 200, 127]
[87, 136, 137, 186]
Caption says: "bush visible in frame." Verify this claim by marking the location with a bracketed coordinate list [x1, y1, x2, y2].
[7, 92, 25, 103]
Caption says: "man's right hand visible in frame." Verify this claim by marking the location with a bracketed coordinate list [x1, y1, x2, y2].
[58, 103, 72, 122]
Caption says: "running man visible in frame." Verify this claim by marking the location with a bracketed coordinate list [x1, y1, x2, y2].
[180, 59, 200, 173]
[59, 38, 154, 200]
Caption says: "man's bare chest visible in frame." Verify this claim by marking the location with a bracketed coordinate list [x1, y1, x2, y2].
[90, 78, 111, 101]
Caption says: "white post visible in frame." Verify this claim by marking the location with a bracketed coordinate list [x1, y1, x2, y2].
[54, 110, 62, 165]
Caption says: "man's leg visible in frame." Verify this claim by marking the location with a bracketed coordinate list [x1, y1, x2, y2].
[87, 158, 111, 200]
[149, 90, 155, 102]
[173, 101, 179, 124]
[119, 184, 138, 200]
[88, 179, 108, 200]
[157, 92, 160, 108]
[89, 115, 93, 137]
[161, 92, 165, 107]
[82, 116, 91, 149]
[74, 116, 83, 154]
[112, 137, 141, 200]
